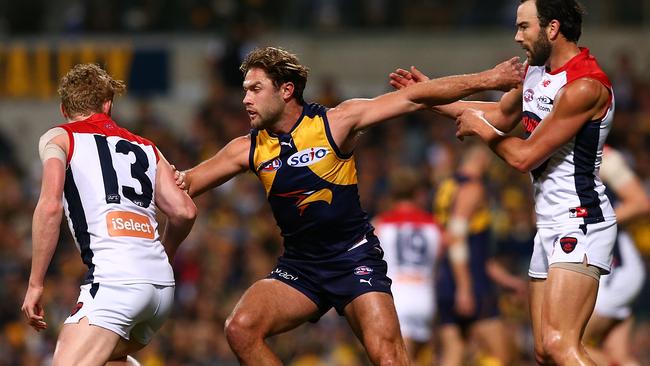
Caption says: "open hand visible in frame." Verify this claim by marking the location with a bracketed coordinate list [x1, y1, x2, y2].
[389, 66, 429, 90]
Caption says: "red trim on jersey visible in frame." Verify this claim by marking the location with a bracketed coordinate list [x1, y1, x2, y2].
[57, 114, 160, 162]
[547, 48, 614, 120]
[375, 203, 440, 228]
[58, 126, 75, 165]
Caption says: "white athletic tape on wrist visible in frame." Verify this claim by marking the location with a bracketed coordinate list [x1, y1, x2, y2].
[477, 114, 507, 137]
[447, 217, 469, 263]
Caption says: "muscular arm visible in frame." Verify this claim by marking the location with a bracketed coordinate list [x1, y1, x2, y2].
[327, 59, 522, 154]
[448, 181, 484, 316]
[457, 79, 610, 173]
[181, 135, 251, 197]
[433, 86, 523, 132]
[155, 152, 197, 261]
[390, 65, 523, 132]
[22, 132, 68, 331]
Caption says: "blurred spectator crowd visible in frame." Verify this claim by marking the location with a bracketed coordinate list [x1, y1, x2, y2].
[1, 0, 648, 35]
[2, 45, 650, 365]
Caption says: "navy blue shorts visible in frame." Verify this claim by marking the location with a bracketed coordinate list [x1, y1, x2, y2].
[267, 234, 392, 319]
[436, 289, 500, 328]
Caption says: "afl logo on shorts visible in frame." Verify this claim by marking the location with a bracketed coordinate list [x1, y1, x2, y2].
[70, 302, 84, 316]
[559, 237, 578, 254]
[288, 147, 328, 167]
[354, 266, 374, 275]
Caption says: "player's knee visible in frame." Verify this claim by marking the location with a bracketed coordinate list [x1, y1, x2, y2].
[542, 330, 575, 364]
[224, 312, 263, 350]
[365, 336, 408, 366]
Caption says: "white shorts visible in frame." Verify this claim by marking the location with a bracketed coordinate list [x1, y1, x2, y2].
[392, 283, 435, 342]
[528, 220, 617, 279]
[64, 282, 175, 344]
[594, 232, 646, 319]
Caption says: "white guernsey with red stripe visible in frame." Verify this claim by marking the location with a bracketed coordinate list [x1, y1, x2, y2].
[57, 113, 174, 286]
[375, 203, 441, 341]
[521, 48, 616, 228]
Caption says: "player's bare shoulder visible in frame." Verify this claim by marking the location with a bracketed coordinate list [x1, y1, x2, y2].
[557, 78, 610, 117]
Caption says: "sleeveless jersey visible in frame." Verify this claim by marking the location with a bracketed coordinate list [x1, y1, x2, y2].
[522, 48, 616, 227]
[434, 174, 493, 296]
[249, 103, 372, 260]
[58, 113, 174, 286]
[375, 204, 441, 287]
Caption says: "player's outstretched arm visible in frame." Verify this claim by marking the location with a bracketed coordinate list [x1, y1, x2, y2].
[155, 152, 197, 261]
[457, 78, 610, 173]
[177, 135, 251, 197]
[326, 58, 523, 152]
[22, 134, 68, 332]
[390, 64, 523, 132]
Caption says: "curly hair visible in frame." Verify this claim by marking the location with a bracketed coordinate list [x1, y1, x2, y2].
[58, 63, 126, 118]
[240, 47, 310, 103]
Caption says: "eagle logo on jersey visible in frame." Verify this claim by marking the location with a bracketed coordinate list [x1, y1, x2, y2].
[559, 237, 578, 253]
[275, 188, 333, 215]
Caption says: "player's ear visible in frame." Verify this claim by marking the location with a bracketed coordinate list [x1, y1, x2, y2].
[102, 99, 113, 115]
[547, 19, 560, 41]
[281, 82, 295, 101]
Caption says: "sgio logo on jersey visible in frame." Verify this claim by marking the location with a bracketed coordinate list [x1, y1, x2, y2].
[287, 147, 328, 167]
[106, 211, 155, 239]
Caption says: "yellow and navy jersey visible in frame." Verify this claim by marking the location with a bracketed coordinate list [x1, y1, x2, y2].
[433, 174, 490, 235]
[249, 103, 372, 259]
[434, 174, 494, 296]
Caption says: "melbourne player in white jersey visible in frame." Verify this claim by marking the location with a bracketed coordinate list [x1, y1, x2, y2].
[21, 64, 196, 366]
[374, 168, 441, 363]
[392, 1, 617, 363]
[584, 146, 648, 366]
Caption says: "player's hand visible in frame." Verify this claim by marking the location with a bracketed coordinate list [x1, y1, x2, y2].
[172, 165, 188, 191]
[389, 66, 430, 90]
[455, 287, 476, 317]
[487, 57, 524, 91]
[21, 285, 47, 332]
[455, 108, 483, 141]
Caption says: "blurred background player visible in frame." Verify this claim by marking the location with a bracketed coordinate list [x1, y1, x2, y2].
[583, 146, 649, 366]
[20, 64, 196, 366]
[433, 144, 522, 366]
[374, 167, 442, 365]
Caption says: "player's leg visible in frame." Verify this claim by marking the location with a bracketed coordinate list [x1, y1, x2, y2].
[343, 291, 409, 366]
[224, 278, 320, 366]
[52, 317, 122, 366]
[583, 313, 617, 366]
[542, 265, 599, 365]
[471, 318, 511, 366]
[438, 324, 465, 366]
[529, 278, 554, 365]
[601, 317, 640, 366]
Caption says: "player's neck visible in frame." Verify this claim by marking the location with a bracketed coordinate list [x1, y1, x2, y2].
[547, 41, 581, 72]
[67, 112, 103, 123]
[269, 100, 304, 135]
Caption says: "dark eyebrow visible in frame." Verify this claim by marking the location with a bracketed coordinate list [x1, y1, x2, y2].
[516, 21, 528, 27]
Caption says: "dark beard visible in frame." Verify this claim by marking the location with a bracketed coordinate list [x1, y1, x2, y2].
[528, 31, 552, 66]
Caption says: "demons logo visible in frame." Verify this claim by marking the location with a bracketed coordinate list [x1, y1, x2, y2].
[559, 237, 578, 254]
[523, 89, 534, 102]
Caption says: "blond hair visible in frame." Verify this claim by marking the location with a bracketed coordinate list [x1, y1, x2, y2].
[58, 63, 126, 117]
